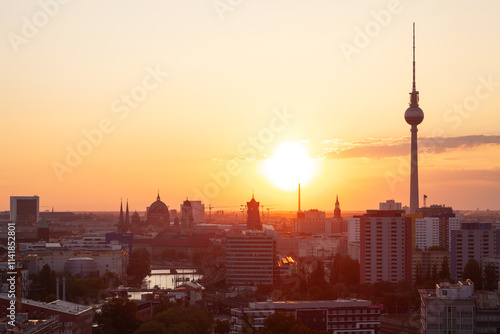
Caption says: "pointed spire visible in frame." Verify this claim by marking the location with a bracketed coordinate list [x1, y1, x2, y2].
[157, 191, 160, 201]
[125, 199, 130, 225]
[335, 194, 339, 205]
[119, 198, 124, 224]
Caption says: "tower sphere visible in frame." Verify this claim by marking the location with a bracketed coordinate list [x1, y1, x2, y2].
[405, 105, 424, 125]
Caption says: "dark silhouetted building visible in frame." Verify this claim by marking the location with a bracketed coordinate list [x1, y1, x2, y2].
[37, 216, 50, 242]
[10, 196, 39, 225]
[181, 199, 195, 229]
[246, 194, 262, 231]
[146, 192, 170, 226]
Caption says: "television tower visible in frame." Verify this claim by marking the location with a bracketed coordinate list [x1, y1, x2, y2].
[405, 23, 424, 214]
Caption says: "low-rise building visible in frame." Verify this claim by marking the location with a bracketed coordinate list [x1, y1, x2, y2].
[230, 299, 381, 334]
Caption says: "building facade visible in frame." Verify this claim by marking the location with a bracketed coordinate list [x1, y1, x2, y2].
[360, 210, 412, 284]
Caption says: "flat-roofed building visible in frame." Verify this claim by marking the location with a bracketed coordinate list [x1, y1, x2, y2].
[230, 299, 381, 333]
[0, 294, 93, 334]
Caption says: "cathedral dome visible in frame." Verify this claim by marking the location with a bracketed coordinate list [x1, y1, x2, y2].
[147, 192, 170, 225]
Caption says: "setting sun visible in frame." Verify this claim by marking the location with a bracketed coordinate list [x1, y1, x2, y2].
[264, 142, 316, 191]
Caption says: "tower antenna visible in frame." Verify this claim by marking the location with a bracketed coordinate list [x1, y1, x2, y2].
[412, 22, 416, 92]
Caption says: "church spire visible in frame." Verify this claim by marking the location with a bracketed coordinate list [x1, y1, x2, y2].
[125, 199, 130, 225]
[334, 195, 341, 218]
[119, 198, 124, 224]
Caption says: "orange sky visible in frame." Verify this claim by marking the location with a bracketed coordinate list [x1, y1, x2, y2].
[1, 1, 500, 212]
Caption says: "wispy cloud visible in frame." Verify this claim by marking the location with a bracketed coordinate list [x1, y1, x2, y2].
[322, 135, 500, 160]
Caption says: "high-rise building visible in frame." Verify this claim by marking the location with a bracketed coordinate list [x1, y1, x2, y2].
[10, 196, 39, 225]
[360, 210, 412, 284]
[415, 217, 440, 250]
[450, 222, 498, 280]
[347, 217, 360, 243]
[225, 195, 277, 286]
[404, 24, 424, 214]
[225, 230, 277, 286]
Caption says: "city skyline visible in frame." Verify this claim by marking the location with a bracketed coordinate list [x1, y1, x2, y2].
[1, 1, 500, 211]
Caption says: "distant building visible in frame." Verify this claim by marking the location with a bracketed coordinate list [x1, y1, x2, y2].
[451, 222, 499, 280]
[360, 210, 412, 284]
[37, 216, 50, 242]
[330, 195, 346, 234]
[10, 196, 39, 225]
[379, 199, 402, 211]
[226, 230, 277, 286]
[180, 199, 195, 229]
[294, 209, 326, 234]
[182, 200, 205, 224]
[146, 192, 170, 226]
[230, 299, 381, 334]
[246, 195, 262, 231]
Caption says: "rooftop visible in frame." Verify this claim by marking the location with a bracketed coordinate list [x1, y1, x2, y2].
[0, 294, 92, 315]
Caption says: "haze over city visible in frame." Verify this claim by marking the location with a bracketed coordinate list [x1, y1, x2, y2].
[2, 0, 500, 212]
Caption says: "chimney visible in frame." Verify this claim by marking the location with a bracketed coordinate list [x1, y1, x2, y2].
[63, 276, 66, 301]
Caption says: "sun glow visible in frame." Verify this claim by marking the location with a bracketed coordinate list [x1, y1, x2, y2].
[264, 142, 316, 191]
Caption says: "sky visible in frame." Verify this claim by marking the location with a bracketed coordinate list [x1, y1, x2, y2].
[1, 0, 500, 212]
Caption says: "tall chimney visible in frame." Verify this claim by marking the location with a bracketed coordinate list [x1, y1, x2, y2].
[56, 277, 60, 299]
[62, 276, 66, 301]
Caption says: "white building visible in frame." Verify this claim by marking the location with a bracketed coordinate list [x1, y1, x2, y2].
[181, 200, 205, 223]
[415, 217, 440, 250]
[347, 217, 360, 242]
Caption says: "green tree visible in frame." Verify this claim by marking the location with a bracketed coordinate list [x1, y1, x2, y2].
[127, 248, 151, 286]
[214, 319, 231, 334]
[95, 298, 140, 334]
[483, 262, 498, 291]
[462, 258, 482, 289]
[431, 263, 438, 282]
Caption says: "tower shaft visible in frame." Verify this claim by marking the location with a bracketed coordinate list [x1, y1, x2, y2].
[410, 125, 419, 214]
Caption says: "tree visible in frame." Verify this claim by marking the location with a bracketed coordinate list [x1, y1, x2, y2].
[263, 312, 303, 334]
[95, 298, 140, 334]
[136, 320, 168, 334]
[438, 256, 450, 281]
[431, 263, 438, 282]
[127, 248, 151, 286]
[483, 262, 498, 291]
[214, 319, 231, 334]
[462, 258, 482, 289]
[153, 305, 213, 334]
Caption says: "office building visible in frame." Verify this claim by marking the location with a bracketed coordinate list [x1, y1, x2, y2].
[379, 199, 402, 211]
[10, 196, 39, 225]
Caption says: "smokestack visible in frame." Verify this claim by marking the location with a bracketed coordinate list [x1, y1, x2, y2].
[56, 277, 60, 299]
[63, 276, 66, 301]
[298, 183, 301, 212]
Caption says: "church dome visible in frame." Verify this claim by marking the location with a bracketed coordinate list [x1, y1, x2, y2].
[149, 193, 168, 214]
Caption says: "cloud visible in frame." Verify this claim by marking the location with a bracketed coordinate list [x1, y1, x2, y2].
[322, 135, 500, 160]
